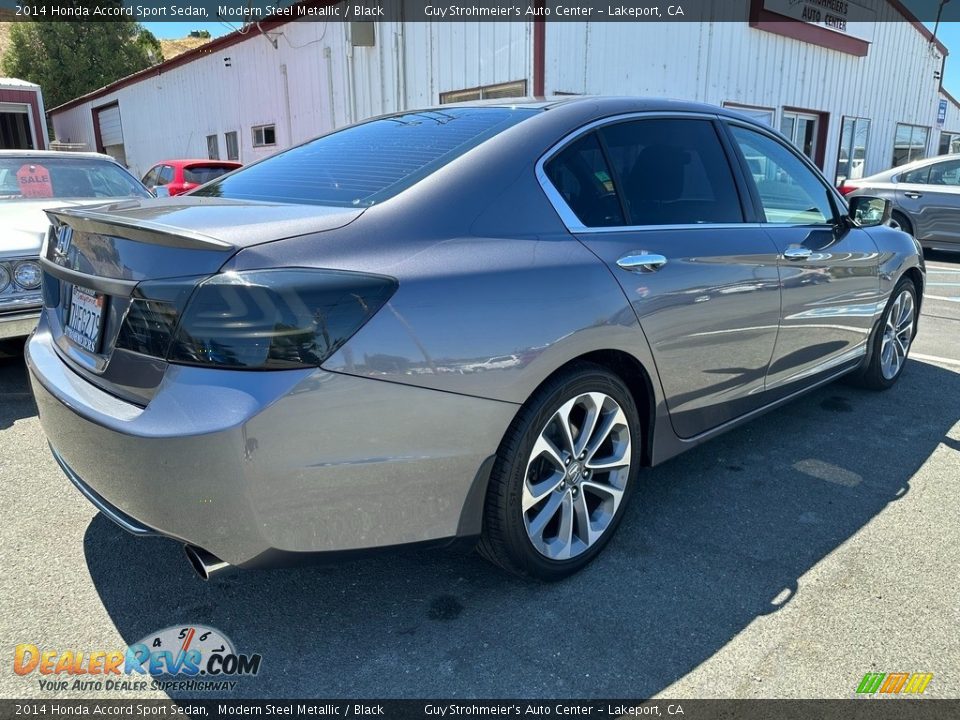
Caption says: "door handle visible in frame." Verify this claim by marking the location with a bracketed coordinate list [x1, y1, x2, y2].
[904, 191, 922, 199]
[617, 253, 668, 273]
[783, 247, 813, 261]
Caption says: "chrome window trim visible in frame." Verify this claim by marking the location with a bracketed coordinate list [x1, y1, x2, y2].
[536, 110, 748, 234]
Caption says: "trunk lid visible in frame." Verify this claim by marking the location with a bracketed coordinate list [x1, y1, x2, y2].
[40, 197, 364, 404]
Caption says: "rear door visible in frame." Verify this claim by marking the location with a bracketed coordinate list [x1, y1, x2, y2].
[723, 121, 882, 393]
[540, 114, 783, 438]
[897, 158, 960, 247]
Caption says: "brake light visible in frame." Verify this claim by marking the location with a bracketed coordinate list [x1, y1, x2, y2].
[117, 269, 397, 369]
[837, 182, 858, 196]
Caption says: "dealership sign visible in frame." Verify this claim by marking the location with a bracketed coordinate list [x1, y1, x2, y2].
[763, 0, 876, 42]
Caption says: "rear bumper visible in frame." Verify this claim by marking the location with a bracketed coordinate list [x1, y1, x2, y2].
[27, 324, 516, 568]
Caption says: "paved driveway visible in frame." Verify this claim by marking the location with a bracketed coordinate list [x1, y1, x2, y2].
[1, 253, 958, 699]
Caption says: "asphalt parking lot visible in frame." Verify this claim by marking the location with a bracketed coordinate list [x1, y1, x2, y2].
[1, 254, 959, 700]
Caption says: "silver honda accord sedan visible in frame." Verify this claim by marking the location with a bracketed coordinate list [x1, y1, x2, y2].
[27, 97, 924, 581]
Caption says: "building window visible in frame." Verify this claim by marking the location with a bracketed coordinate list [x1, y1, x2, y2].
[206, 134, 220, 160]
[938, 131, 960, 155]
[252, 124, 276, 147]
[781, 110, 820, 161]
[225, 131, 239, 161]
[836, 117, 871, 183]
[893, 123, 929, 166]
[722, 102, 775, 127]
[440, 80, 527, 104]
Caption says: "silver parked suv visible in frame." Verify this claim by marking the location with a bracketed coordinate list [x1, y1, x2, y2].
[28, 98, 923, 580]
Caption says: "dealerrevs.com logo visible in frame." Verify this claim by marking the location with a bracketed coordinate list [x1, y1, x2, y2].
[13, 625, 262, 693]
[856, 672, 934, 696]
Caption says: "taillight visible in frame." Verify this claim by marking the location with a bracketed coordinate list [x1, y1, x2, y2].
[118, 269, 397, 370]
[837, 182, 858, 196]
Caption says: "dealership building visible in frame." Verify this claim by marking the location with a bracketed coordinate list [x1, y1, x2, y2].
[49, 0, 960, 184]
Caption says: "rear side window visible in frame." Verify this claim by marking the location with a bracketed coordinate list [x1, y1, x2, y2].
[544, 133, 625, 227]
[901, 166, 930, 184]
[195, 107, 538, 207]
[599, 119, 744, 226]
[184, 165, 235, 184]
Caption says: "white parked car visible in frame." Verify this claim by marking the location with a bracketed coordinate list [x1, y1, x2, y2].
[0, 151, 150, 340]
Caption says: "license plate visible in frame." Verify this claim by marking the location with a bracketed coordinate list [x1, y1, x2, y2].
[66, 286, 105, 353]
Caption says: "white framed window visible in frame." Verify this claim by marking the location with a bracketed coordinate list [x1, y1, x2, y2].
[440, 80, 527, 105]
[252, 124, 276, 148]
[206, 134, 219, 160]
[224, 131, 239, 161]
[836, 116, 871, 183]
[893, 123, 930, 166]
[781, 110, 820, 161]
[938, 131, 960, 155]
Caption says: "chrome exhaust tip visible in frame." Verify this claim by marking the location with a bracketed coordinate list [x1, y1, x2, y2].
[184, 544, 231, 580]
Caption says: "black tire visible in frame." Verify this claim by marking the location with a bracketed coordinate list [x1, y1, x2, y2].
[849, 277, 918, 391]
[477, 362, 641, 580]
[891, 210, 913, 237]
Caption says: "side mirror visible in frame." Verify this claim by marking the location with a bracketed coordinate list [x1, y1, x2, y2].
[848, 195, 891, 228]
[153, 186, 170, 198]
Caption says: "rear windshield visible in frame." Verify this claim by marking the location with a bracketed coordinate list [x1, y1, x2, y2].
[0, 157, 149, 201]
[184, 164, 238, 184]
[194, 107, 538, 207]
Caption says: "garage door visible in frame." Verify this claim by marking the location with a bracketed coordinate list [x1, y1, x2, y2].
[97, 105, 123, 146]
[96, 104, 126, 166]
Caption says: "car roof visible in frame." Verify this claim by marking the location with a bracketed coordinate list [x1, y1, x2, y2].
[413, 95, 754, 119]
[0, 149, 118, 161]
[152, 159, 243, 167]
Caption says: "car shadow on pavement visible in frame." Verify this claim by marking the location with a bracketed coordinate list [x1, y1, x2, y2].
[0, 343, 36, 431]
[83, 358, 959, 699]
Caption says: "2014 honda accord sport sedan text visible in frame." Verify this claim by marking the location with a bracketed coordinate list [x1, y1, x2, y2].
[28, 98, 924, 581]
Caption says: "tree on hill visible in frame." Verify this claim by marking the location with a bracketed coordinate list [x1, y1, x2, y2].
[189, 30, 212, 39]
[1, 22, 160, 110]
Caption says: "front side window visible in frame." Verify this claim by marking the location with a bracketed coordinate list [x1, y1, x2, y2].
[893, 124, 930, 167]
[543, 133, 624, 228]
[928, 159, 960, 185]
[141, 166, 160, 188]
[836, 117, 871, 183]
[197, 107, 538, 207]
[157, 165, 174, 185]
[599, 118, 743, 226]
[730, 125, 834, 225]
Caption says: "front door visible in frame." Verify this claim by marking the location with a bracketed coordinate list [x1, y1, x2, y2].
[725, 123, 882, 393]
[541, 116, 783, 439]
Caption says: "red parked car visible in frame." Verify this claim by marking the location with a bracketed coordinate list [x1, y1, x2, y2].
[141, 159, 242, 196]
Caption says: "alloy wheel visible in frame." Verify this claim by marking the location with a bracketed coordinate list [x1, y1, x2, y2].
[880, 289, 915, 380]
[522, 392, 632, 560]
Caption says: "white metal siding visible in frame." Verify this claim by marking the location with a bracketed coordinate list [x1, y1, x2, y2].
[51, 10, 955, 183]
[546, 12, 947, 181]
